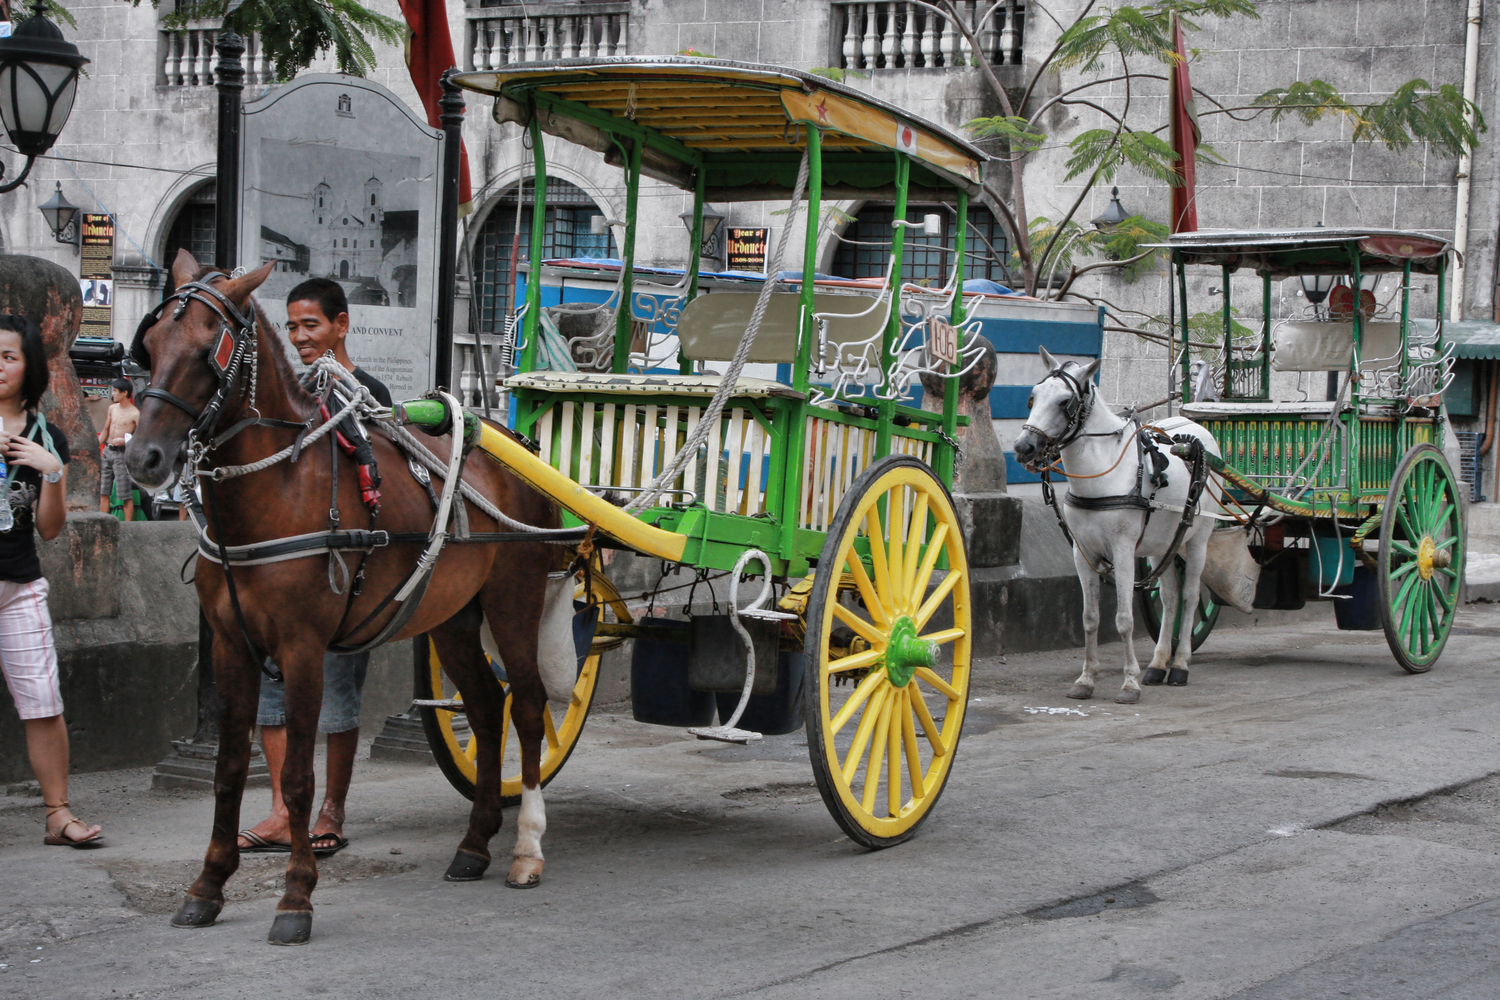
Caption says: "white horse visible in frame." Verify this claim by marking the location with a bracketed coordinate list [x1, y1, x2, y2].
[1012, 349, 1225, 704]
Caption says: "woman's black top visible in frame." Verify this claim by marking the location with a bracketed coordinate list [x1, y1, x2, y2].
[0, 413, 69, 584]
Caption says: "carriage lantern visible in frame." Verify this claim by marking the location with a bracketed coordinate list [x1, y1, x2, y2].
[678, 206, 726, 260]
[37, 180, 79, 252]
[0, 1, 89, 192]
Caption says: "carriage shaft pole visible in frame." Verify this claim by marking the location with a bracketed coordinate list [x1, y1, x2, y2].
[434, 72, 465, 392]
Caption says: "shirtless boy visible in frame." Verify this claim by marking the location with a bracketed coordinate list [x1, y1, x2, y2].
[96, 378, 138, 520]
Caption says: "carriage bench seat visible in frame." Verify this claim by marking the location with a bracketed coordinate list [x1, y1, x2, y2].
[1181, 399, 1399, 420]
[504, 371, 806, 400]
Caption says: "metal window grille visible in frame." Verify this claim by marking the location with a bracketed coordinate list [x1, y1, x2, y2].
[831, 203, 1011, 285]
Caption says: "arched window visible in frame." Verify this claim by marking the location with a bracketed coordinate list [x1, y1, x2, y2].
[472, 177, 617, 337]
[370, 193, 377, 205]
[370, 213, 376, 222]
[161, 180, 216, 295]
[831, 203, 1011, 285]
[339, 260, 350, 278]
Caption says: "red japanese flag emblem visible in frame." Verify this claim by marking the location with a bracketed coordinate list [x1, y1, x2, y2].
[897, 123, 917, 154]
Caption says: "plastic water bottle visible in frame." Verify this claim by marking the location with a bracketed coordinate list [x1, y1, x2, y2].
[0, 456, 12, 533]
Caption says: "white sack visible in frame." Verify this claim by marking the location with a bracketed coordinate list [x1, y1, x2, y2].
[1201, 526, 1260, 614]
[480, 572, 578, 703]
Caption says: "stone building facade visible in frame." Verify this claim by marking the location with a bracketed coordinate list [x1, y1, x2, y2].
[3, 0, 1496, 481]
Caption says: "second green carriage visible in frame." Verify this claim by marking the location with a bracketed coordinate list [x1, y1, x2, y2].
[1147, 229, 1465, 672]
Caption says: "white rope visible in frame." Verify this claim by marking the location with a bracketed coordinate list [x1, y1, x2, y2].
[622, 150, 812, 513]
[207, 356, 386, 481]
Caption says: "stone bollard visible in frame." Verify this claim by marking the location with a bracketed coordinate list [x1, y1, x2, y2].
[920, 334, 1022, 658]
[0, 255, 99, 507]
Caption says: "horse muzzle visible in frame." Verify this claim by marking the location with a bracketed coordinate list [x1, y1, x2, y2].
[1012, 429, 1050, 473]
[125, 436, 183, 494]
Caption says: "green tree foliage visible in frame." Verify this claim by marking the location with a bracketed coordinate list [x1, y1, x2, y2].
[917, 0, 1486, 297]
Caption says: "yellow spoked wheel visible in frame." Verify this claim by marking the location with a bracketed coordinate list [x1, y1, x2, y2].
[803, 455, 972, 848]
[417, 569, 624, 804]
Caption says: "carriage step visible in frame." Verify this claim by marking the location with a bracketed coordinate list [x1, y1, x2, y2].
[688, 724, 764, 745]
[411, 699, 465, 712]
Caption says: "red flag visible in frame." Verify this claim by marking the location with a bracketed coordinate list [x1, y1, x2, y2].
[398, 0, 473, 215]
[1168, 14, 1199, 233]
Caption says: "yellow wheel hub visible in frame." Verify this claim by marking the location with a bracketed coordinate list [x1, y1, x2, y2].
[1417, 535, 1436, 581]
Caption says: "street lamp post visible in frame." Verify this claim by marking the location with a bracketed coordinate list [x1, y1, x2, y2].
[0, 1, 88, 193]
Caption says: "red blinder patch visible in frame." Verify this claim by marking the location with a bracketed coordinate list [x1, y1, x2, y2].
[212, 329, 236, 373]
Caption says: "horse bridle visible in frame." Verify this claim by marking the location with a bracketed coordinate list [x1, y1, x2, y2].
[130, 272, 265, 468]
[1019, 365, 1096, 470]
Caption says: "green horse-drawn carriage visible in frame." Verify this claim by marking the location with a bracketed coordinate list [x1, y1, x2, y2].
[1149, 228, 1464, 671]
[416, 57, 991, 847]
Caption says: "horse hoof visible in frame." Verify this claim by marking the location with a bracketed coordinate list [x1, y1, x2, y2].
[169, 894, 222, 928]
[1066, 684, 1094, 700]
[1115, 688, 1141, 705]
[506, 856, 544, 889]
[267, 910, 312, 946]
[1167, 668, 1189, 686]
[444, 848, 490, 882]
[1141, 668, 1167, 685]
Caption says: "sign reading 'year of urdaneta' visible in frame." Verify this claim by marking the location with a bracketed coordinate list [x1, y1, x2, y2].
[238, 75, 444, 400]
[726, 228, 769, 273]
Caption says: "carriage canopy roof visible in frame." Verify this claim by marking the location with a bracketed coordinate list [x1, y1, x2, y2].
[1151, 227, 1454, 277]
[451, 57, 988, 201]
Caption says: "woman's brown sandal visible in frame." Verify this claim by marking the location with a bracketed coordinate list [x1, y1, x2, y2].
[43, 801, 103, 848]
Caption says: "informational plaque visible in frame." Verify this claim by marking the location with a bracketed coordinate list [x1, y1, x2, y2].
[79, 213, 114, 338]
[239, 75, 443, 399]
[726, 227, 769, 273]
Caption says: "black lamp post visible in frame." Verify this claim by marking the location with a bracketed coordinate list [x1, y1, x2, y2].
[37, 179, 78, 252]
[1090, 186, 1129, 231]
[0, 1, 89, 193]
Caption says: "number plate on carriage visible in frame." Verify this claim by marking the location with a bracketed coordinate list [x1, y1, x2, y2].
[928, 317, 957, 366]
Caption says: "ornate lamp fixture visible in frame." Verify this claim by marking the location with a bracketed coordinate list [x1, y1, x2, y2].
[0, 1, 89, 193]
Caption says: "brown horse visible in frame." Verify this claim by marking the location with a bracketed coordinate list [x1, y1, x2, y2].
[127, 249, 563, 945]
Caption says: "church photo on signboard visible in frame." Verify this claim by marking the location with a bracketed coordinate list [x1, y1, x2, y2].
[254, 138, 422, 309]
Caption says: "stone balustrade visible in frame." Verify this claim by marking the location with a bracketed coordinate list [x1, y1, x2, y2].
[466, 3, 631, 71]
[833, 0, 1025, 71]
[160, 23, 273, 87]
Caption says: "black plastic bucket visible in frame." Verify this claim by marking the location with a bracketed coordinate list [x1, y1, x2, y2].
[715, 651, 806, 735]
[630, 619, 714, 726]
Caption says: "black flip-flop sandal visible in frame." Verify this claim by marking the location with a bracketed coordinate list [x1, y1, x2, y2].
[239, 829, 292, 853]
[310, 833, 348, 856]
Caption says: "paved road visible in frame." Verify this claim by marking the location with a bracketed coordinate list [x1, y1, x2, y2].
[4, 607, 1500, 999]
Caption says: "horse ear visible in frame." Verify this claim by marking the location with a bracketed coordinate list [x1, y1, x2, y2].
[169, 248, 199, 290]
[1038, 345, 1059, 371]
[1081, 357, 1102, 382]
[222, 261, 276, 305]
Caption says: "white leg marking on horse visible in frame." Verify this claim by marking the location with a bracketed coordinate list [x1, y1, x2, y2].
[514, 784, 546, 860]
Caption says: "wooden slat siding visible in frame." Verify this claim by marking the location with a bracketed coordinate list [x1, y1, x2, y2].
[559, 401, 576, 482]
[599, 403, 617, 487]
[684, 406, 701, 503]
[819, 420, 840, 530]
[641, 404, 660, 490]
[808, 417, 827, 528]
[746, 417, 767, 517]
[620, 403, 639, 490]
[662, 404, 680, 492]
[725, 409, 746, 515]
[705, 405, 723, 511]
[579, 401, 596, 485]
[538, 408, 556, 468]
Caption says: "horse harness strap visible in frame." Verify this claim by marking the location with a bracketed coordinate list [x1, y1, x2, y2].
[1042, 425, 1210, 589]
[192, 525, 589, 567]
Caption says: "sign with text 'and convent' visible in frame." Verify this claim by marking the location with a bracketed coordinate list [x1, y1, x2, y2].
[238, 75, 444, 398]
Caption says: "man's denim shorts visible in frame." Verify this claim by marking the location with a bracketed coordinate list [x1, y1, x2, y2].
[257, 651, 370, 733]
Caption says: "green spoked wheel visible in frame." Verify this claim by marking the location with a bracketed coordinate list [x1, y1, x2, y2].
[1378, 443, 1464, 673]
[1137, 557, 1221, 653]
